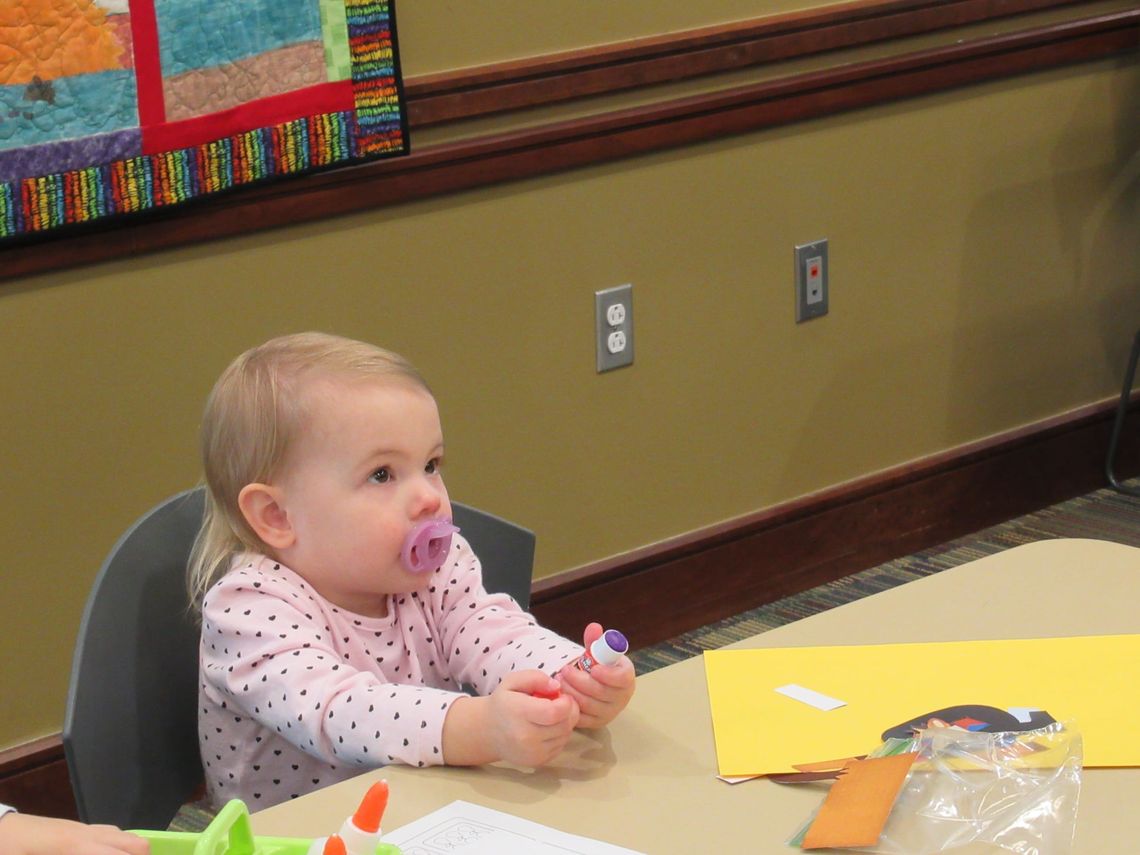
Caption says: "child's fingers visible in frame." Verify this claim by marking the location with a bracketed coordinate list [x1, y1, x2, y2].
[519, 702, 578, 765]
[90, 828, 150, 855]
[556, 658, 635, 730]
[535, 719, 576, 747]
[528, 673, 563, 701]
[540, 707, 579, 742]
[558, 678, 605, 711]
[584, 656, 636, 690]
[526, 694, 579, 727]
[558, 660, 618, 700]
[501, 669, 559, 695]
[557, 679, 612, 721]
[581, 622, 604, 649]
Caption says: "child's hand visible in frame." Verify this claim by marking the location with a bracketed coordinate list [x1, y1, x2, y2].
[557, 623, 636, 729]
[442, 670, 579, 767]
[0, 813, 150, 855]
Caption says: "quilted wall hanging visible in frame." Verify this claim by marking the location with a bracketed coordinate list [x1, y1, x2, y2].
[0, 0, 408, 241]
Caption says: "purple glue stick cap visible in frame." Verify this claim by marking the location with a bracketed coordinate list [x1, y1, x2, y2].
[603, 629, 629, 655]
[402, 519, 459, 574]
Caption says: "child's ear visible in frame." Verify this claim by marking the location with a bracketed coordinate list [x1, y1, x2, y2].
[238, 483, 295, 550]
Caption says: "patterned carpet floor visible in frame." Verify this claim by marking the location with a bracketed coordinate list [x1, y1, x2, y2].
[170, 478, 1139, 831]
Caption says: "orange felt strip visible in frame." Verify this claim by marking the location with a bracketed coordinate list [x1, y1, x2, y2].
[793, 755, 866, 772]
[802, 753, 916, 850]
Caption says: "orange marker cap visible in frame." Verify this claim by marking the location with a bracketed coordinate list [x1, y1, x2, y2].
[352, 779, 390, 834]
[322, 834, 348, 855]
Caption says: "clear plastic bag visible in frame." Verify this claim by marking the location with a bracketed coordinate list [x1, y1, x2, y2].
[867, 721, 1082, 854]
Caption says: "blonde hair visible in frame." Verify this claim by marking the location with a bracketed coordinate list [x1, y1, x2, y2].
[187, 332, 429, 608]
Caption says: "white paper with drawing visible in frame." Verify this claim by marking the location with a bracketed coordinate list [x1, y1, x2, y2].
[382, 800, 645, 854]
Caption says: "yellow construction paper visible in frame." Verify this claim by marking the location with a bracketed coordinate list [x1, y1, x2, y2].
[703, 634, 1140, 777]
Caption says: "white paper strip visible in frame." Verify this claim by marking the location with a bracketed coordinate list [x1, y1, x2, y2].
[774, 683, 846, 711]
[1007, 706, 1042, 724]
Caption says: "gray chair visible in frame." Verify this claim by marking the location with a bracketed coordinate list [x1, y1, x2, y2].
[62, 487, 536, 830]
[453, 502, 535, 610]
[62, 487, 205, 831]
[1105, 328, 1140, 497]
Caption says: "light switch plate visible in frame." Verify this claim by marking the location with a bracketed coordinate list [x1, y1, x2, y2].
[795, 239, 829, 322]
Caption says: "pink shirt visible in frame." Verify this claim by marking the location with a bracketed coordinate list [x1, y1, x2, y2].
[197, 534, 582, 809]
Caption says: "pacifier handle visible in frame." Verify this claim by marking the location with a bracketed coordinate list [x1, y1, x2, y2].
[402, 519, 459, 573]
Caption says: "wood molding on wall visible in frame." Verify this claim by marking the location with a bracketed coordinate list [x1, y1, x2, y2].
[0, 736, 76, 821]
[530, 396, 1140, 646]
[4, 393, 1137, 818]
[404, 0, 1084, 125]
[1, 4, 1136, 282]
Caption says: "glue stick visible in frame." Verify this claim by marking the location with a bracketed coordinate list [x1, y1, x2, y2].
[573, 628, 629, 673]
[306, 780, 389, 855]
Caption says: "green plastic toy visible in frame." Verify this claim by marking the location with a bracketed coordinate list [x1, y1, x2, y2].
[134, 799, 403, 855]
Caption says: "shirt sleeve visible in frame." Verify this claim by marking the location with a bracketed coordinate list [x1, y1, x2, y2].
[200, 564, 460, 769]
[430, 537, 583, 695]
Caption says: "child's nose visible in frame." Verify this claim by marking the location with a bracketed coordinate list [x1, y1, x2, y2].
[410, 478, 444, 518]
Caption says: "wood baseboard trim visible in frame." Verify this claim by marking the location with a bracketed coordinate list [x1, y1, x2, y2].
[0, 735, 75, 820]
[3, 6, 1136, 281]
[530, 395, 1140, 645]
[2, 393, 1137, 817]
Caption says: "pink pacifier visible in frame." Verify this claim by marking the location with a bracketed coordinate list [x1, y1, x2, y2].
[401, 519, 459, 573]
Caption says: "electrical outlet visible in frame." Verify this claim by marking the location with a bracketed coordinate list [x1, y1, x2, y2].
[595, 284, 634, 372]
[795, 239, 829, 322]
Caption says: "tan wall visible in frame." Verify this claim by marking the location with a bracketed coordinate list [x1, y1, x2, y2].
[393, 1, 813, 75]
[1, 14, 1138, 750]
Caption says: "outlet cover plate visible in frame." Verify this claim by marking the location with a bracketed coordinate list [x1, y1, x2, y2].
[595, 283, 634, 372]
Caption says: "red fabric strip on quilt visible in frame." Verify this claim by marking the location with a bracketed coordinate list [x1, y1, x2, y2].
[141, 81, 356, 156]
[129, 0, 167, 128]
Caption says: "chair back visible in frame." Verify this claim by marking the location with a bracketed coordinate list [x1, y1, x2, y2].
[62, 488, 535, 829]
[451, 503, 536, 609]
[62, 488, 205, 830]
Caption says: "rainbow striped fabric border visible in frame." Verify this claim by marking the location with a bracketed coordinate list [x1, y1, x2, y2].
[0, 0, 407, 241]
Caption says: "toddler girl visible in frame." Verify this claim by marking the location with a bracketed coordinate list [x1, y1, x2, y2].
[188, 332, 635, 809]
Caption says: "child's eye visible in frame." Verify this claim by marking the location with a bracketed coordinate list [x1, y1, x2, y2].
[369, 467, 392, 484]
[425, 458, 442, 475]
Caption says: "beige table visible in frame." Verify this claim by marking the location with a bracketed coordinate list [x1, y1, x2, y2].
[253, 538, 1140, 853]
